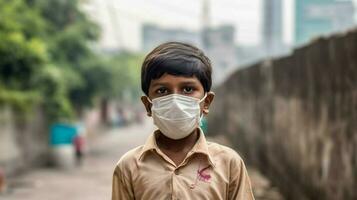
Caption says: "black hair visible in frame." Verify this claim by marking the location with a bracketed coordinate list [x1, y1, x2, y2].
[141, 42, 212, 95]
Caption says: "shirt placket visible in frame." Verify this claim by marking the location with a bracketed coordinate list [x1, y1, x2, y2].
[172, 151, 200, 200]
[153, 149, 182, 200]
[171, 169, 179, 200]
[155, 149, 200, 200]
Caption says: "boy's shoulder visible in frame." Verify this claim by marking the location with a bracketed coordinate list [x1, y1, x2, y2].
[206, 141, 244, 164]
[115, 145, 144, 170]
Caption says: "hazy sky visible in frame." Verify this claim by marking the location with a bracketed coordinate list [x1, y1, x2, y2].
[84, 0, 356, 51]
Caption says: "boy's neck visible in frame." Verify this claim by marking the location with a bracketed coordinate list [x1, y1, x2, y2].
[156, 129, 200, 153]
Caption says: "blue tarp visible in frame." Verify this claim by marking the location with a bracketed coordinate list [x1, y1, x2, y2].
[50, 124, 78, 145]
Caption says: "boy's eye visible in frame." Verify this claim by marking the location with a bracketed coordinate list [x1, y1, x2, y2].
[156, 87, 168, 94]
[183, 86, 194, 94]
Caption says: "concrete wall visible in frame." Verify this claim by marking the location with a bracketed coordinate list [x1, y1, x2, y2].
[0, 106, 48, 175]
[207, 28, 357, 199]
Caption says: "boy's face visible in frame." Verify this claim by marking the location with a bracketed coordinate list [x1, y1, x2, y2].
[141, 73, 214, 116]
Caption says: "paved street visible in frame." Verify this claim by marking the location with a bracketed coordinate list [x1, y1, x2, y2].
[0, 120, 154, 200]
[1, 119, 283, 200]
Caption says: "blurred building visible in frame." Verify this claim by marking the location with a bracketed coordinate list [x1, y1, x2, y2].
[142, 24, 201, 52]
[199, 0, 237, 85]
[262, 0, 284, 57]
[235, 45, 266, 67]
[295, 0, 355, 45]
[81, 0, 122, 52]
[201, 25, 238, 85]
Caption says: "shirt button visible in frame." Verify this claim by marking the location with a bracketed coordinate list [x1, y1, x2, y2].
[174, 169, 179, 175]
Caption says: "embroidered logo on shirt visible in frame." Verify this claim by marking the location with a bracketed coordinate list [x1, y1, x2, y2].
[197, 166, 211, 182]
[190, 161, 212, 189]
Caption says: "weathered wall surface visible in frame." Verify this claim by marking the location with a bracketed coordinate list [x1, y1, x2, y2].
[207, 29, 357, 199]
[0, 106, 48, 175]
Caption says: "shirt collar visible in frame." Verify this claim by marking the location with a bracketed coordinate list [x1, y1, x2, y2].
[137, 130, 159, 160]
[138, 128, 215, 167]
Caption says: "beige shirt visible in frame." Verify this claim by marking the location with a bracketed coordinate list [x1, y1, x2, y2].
[112, 129, 255, 200]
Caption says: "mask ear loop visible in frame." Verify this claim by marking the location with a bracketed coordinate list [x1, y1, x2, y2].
[146, 96, 153, 104]
[198, 93, 207, 126]
[199, 93, 207, 103]
[146, 96, 153, 116]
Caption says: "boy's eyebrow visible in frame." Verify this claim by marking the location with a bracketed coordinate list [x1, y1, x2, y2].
[178, 81, 200, 85]
[151, 80, 199, 87]
[151, 82, 170, 87]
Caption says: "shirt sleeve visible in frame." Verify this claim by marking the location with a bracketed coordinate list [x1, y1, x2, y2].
[112, 165, 135, 200]
[228, 156, 255, 200]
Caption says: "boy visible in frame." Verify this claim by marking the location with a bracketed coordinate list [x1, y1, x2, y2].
[112, 42, 255, 200]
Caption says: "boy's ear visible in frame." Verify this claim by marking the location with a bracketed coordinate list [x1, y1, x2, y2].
[141, 96, 152, 116]
[202, 91, 215, 115]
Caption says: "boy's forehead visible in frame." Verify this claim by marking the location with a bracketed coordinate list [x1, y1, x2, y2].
[150, 74, 201, 86]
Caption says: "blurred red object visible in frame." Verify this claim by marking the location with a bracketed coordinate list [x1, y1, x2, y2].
[73, 135, 85, 152]
[0, 168, 5, 193]
[73, 134, 85, 165]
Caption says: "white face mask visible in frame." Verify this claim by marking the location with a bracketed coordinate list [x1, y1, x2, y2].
[148, 93, 207, 140]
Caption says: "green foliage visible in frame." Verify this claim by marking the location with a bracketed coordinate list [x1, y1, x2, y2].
[107, 52, 144, 100]
[0, 0, 143, 124]
[33, 65, 75, 121]
[68, 56, 111, 108]
[67, 52, 144, 108]
[0, 0, 47, 90]
[0, 87, 40, 112]
[0, 0, 46, 36]
[0, 32, 47, 89]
